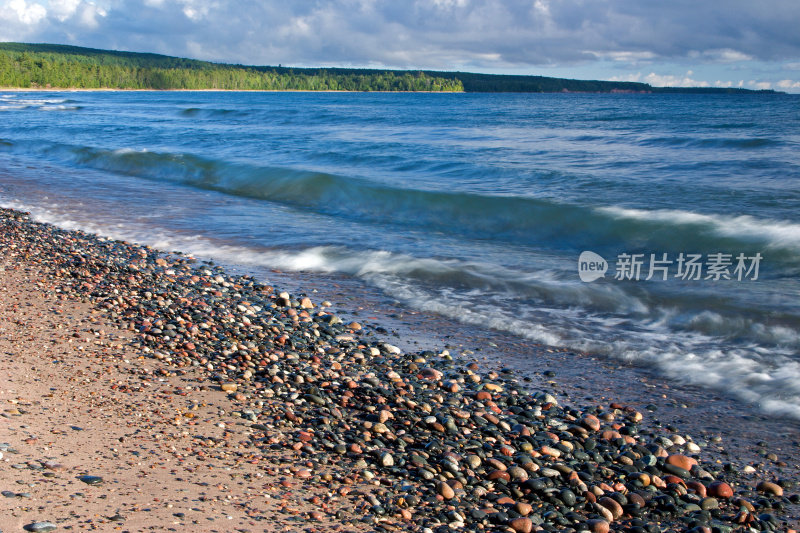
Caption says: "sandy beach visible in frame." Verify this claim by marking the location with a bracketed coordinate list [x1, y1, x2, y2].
[1, 206, 799, 533]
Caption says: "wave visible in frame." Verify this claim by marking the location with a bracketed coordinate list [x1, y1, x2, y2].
[0, 97, 80, 111]
[179, 107, 248, 118]
[640, 136, 779, 149]
[3, 195, 800, 419]
[598, 206, 800, 252]
[10, 141, 800, 259]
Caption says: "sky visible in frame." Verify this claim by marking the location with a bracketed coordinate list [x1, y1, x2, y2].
[2, 0, 800, 93]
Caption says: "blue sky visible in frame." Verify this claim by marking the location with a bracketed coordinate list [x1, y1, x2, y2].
[2, 0, 799, 92]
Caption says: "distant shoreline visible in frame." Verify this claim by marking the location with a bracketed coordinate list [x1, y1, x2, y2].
[1, 42, 784, 94]
[1, 86, 788, 95]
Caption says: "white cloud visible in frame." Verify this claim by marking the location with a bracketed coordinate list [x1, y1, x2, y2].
[776, 79, 800, 89]
[693, 48, 754, 63]
[49, 0, 80, 21]
[77, 2, 105, 27]
[588, 50, 656, 63]
[747, 80, 773, 90]
[2, 0, 47, 25]
[609, 72, 642, 82]
[642, 70, 710, 88]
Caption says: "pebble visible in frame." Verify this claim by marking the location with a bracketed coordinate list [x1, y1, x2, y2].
[708, 481, 734, 499]
[509, 517, 533, 533]
[756, 481, 784, 496]
[24, 523, 57, 533]
[0, 206, 794, 533]
[586, 519, 610, 533]
[437, 481, 455, 500]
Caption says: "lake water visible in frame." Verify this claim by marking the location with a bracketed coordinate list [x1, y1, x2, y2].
[1, 90, 799, 418]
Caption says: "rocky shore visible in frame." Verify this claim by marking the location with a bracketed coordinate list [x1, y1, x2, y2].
[1, 206, 798, 533]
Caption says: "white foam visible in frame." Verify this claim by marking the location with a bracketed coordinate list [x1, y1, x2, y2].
[39, 105, 80, 111]
[3, 196, 800, 420]
[598, 206, 800, 251]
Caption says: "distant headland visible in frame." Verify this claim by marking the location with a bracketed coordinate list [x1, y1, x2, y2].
[0, 42, 782, 94]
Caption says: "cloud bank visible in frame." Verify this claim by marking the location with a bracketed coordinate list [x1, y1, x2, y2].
[1, 0, 799, 89]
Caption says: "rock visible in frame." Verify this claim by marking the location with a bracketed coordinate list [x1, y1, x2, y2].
[514, 502, 532, 516]
[700, 497, 719, 510]
[24, 523, 57, 532]
[708, 481, 734, 499]
[78, 475, 103, 485]
[581, 414, 601, 431]
[509, 517, 533, 533]
[757, 481, 783, 496]
[220, 383, 237, 392]
[586, 519, 610, 533]
[419, 368, 443, 380]
[437, 481, 455, 500]
[666, 454, 697, 471]
[598, 496, 623, 520]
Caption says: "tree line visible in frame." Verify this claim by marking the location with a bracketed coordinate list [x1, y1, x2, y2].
[0, 44, 463, 92]
[0, 43, 779, 94]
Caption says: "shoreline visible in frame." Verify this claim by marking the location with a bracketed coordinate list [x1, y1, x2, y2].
[1, 87, 461, 94]
[1, 206, 798, 532]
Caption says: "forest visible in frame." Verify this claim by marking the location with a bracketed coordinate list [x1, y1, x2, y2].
[0, 43, 463, 91]
[0, 43, 779, 94]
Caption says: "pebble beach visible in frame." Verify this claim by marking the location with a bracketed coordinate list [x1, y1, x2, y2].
[1, 205, 799, 533]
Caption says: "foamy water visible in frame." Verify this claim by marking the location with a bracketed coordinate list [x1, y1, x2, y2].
[1, 90, 799, 418]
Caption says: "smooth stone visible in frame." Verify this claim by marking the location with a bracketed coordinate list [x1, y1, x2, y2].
[220, 383, 238, 392]
[700, 497, 719, 510]
[78, 475, 103, 485]
[437, 481, 455, 500]
[708, 481, 734, 499]
[598, 496, 623, 520]
[586, 519, 610, 533]
[663, 463, 690, 478]
[509, 517, 533, 533]
[24, 523, 57, 532]
[666, 454, 697, 471]
[514, 502, 532, 516]
[757, 481, 783, 496]
[560, 488, 577, 507]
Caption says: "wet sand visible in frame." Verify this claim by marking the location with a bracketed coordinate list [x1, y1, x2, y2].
[0, 261, 373, 532]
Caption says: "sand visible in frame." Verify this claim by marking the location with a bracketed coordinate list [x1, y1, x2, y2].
[0, 261, 370, 532]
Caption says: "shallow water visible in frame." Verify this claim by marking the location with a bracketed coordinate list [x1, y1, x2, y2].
[1, 90, 799, 418]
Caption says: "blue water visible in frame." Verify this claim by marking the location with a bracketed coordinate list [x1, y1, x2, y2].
[1, 91, 799, 417]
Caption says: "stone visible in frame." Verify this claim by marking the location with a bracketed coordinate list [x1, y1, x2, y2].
[509, 517, 533, 533]
[78, 475, 103, 485]
[666, 454, 697, 471]
[514, 502, 532, 516]
[437, 481, 455, 500]
[708, 481, 734, 499]
[586, 519, 610, 533]
[598, 496, 623, 520]
[581, 415, 601, 431]
[24, 523, 57, 532]
[757, 481, 783, 497]
[220, 383, 238, 392]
